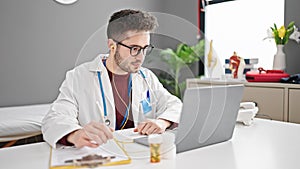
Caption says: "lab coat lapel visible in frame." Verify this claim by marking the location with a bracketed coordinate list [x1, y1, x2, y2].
[90, 55, 116, 129]
[131, 72, 147, 127]
[100, 71, 116, 129]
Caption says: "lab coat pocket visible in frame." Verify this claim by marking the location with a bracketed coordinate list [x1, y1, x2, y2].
[140, 90, 156, 118]
[140, 99, 152, 114]
[141, 101, 156, 119]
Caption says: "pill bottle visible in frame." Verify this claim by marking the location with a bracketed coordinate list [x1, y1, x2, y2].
[161, 132, 176, 159]
[148, 134, 162, 163]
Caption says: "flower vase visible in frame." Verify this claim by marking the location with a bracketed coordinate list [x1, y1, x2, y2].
[273, 44, 286, 70]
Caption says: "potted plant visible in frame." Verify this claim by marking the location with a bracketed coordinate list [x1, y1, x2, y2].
[159, 39, 205, 98]
[264, 21, 295, 70]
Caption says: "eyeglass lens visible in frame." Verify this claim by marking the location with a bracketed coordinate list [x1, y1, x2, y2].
[130, 46, 153, 56]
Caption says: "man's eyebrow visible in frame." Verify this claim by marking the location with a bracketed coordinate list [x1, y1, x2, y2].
[127, 44, 150, 48]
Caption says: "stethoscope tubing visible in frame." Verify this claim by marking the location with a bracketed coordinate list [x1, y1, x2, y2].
[97, 66, 150, 129]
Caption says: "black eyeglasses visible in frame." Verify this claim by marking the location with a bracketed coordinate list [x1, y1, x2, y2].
[113, 39, 154, 56]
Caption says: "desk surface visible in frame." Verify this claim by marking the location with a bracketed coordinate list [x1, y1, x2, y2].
[1, 118, 300, 169]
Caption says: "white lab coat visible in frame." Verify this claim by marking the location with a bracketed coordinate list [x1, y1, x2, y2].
[42, 54, 182, 148]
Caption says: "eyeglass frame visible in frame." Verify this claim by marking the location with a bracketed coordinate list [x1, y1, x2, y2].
[112, 39, 154, 57]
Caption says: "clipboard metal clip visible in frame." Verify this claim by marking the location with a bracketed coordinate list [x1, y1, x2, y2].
[64, 154, 116, 168]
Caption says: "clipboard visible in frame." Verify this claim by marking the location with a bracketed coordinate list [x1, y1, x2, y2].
[49, 138, 131, 169]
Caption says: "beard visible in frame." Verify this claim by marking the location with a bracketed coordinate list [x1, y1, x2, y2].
[114, 50, 141, 73]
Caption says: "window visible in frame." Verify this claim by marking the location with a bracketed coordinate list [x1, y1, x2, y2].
[204, 0, 285, 78]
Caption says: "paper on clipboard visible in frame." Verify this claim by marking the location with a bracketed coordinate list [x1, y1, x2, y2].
[50, 139, 130, 169]
[115, 128, 147, 140]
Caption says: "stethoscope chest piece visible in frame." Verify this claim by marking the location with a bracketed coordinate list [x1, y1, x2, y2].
[105, 119, 111, 126]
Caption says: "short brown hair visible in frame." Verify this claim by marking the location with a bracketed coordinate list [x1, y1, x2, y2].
[107, 9, 158, 41]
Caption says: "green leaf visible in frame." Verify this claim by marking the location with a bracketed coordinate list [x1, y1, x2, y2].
[178, 81, 186, 91]
[274, 23, 278, 30]
[159, 40, 204, 99]
[287, 26, 294, 35]
[191, 39, 205, 57]
[287, 21, 295, 29]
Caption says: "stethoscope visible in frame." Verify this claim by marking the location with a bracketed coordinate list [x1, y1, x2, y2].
[97, 60, 150, 130]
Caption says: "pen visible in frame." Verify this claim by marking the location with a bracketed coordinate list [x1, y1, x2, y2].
[147, 90, 150, 100]
[81, 101, 105, 145]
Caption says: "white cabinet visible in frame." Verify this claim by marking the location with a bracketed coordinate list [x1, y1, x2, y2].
[289, 89, 300, 123]
[186, 79, 300, 123]
[242, 86, 284, 121]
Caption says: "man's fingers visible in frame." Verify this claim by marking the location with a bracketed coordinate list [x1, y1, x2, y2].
[86, 142, 100, 148]
[109, 127, 115, 132]
[135, 122, 147, 134]
[136, 121, 165, 135]
[80, 139, 99, 148]
[84, 124, 101, 137]
[141, 123, 152, 135]
[82, 138, 99, 148]
[69, 122, 113, 148]
[96, 130, 108, 144]
[154, 127, 164, 134]
[145, 125, 157, 135]
[90, 122, 114, 140]
[86, 129, 112, 145]
[73, 135, 99, 148]
[101, 126, 114, 140]
[85, 122, 114, 140]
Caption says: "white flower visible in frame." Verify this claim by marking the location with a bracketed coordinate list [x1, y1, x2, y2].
[263, 29, 275, 41]
[289, 25, 300, 43]
[267, 29, 273, 38]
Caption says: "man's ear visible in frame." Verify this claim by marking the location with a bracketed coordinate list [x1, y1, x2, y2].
[107, 39, 116, 50]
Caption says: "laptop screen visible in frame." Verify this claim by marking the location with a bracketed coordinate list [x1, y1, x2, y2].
[175, 85, 244, 153]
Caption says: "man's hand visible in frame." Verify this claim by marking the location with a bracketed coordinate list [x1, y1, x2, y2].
[67, 121, 114, 148]
[133, 119, 171, 135]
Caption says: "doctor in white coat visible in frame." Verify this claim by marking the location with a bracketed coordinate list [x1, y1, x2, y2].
[42, 9, 182, 148]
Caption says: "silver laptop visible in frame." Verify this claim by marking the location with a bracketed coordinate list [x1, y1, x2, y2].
[134, 85, 244, 153]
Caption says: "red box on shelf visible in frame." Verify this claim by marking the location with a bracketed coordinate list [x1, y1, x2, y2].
[246, 67, 290, 82]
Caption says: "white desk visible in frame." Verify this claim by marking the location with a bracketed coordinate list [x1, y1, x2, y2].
[1, 118, 300, 169]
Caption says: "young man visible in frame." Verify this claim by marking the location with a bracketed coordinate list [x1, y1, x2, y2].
[42, 9, 182, 148]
